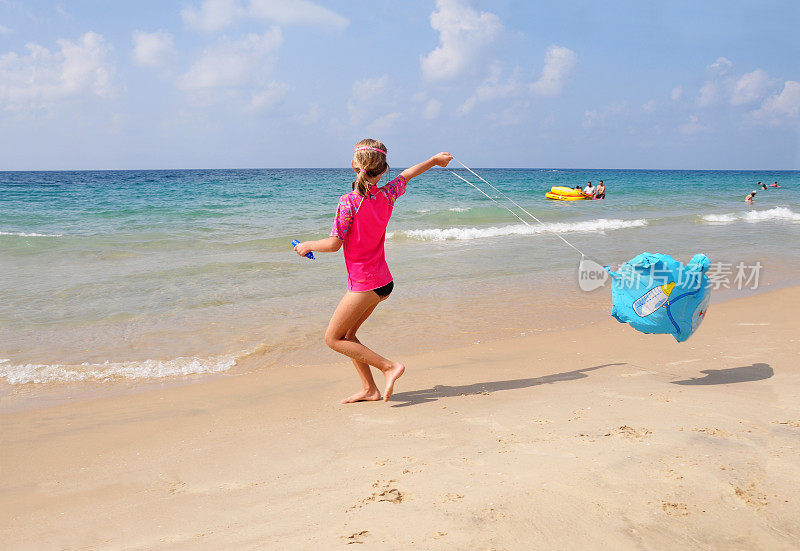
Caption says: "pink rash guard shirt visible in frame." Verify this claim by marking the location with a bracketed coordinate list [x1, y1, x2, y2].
[330, 175, 407, 292]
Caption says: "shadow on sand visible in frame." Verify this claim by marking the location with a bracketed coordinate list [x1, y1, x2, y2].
[671, 363, 773, 386]
[389, 363, 626, 408]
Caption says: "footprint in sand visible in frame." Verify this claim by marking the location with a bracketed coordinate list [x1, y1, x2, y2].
[661, 501, 689, 516]
[692, 427, 735, 438]
[443, 493, 464, 502]
[732, 482, 768, 509]
[604, 425, 652, 440]
[772, 420, 800, 428]
[351, 480, 405, 509]
[342, 530, 369, 545]
[401, 457, 423, 475]
[168, 481, 186, 494]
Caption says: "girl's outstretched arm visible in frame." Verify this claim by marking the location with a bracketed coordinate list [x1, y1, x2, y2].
[399, 152, 453, 181]
[295, 236, 341, 256]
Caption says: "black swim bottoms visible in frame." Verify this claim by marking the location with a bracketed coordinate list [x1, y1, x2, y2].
[372, 280, 394, 298]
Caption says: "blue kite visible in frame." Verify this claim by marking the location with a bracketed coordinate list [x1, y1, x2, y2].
[605, 252, 711, 342]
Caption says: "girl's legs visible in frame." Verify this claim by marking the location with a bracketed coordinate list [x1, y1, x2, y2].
[325, 291, 405, 403]
[339, 303, 381, 403]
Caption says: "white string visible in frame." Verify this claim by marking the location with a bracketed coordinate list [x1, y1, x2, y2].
[447, 159, 588, 258]
[447, 170, 533, 228]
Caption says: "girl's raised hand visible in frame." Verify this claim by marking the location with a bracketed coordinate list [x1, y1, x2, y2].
[432, 152, 454, 167]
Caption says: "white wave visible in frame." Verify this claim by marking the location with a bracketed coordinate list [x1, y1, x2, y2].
[744, 206, 800, 222]
[0, 354, 237, 384]
[0, 231, 63, 237]
[701, 213, 738, 224]
[701, 207, 800, 225]
[398, 218, 648, 241]
[449, 207, 470, 212]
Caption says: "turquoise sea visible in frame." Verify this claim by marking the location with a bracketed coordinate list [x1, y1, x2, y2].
[1, 168, 799, 389]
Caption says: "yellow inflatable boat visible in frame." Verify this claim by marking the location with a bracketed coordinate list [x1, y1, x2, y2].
[545, 186, 588, 201]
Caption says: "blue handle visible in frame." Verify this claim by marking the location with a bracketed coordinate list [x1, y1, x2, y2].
[291, 239, 315, 260]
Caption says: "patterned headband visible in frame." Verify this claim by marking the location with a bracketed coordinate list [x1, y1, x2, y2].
[355, 146, 387, 155]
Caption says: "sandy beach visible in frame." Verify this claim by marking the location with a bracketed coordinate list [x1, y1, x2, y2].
[1, 285, 799, 549]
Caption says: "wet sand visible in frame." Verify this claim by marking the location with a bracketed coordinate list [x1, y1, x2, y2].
[2, 286, 799, 549]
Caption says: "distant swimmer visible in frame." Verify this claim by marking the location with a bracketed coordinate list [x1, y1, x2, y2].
[745, 191, 756, 203]
[595, 180, 606, 200]
[760, 183, 768, 190]
[583, 181, 596, 198]
[771, 181, 780, 187]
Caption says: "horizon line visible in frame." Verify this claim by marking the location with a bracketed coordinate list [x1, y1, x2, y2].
[1, 167, 799, 173]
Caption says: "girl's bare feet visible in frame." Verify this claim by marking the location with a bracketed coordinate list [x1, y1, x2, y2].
[341, 388, 381, 404]
[383, 362, 405, 401]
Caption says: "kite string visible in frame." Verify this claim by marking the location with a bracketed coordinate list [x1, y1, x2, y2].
[446, 170, 534, 228]
[448, 159, 588, 258]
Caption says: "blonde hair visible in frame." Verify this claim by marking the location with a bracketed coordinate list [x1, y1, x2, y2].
[352, 138, 388, 197]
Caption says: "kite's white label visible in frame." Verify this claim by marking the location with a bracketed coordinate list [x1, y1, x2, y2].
[633, 282, 675, 317]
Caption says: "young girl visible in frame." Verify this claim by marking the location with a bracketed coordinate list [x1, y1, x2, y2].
[294, 139, 453, 403]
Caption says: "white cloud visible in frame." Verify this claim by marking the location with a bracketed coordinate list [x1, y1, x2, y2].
[583, 109, 599, 128]
[458, 45, 577, 115]
[347, 75, 390, 124]
[131, 30, 175, 68]
[696, 81, 717, 107]
[367, 112, 403, 133]
[642, 100, 657, 112]
[0, 25, 11, 35]
[529, 45, 578, 97]
[248, 81, 289, 112]
[420, 0, 502, 82]
[424, 98, 442, 119]
[751, 81, 800, 125]
[730, 69, 772, 106]
[182, 0, 250, 32]
[178, 29, 283, 90]
[708, 57, 732, 75]
[582, 102, 626, 128]
[693, 59, 786, 113]
[0, 31, 113, 111]
[296, 102, 321, 125]
[671, 86, 683, 101]
[457, 65, 522, 114]
[182, 0, 347, 32]
[680, 114, 711, 135]
[248, 0, 348, 27]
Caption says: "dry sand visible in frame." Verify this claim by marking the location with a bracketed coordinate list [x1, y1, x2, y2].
[2, 286, 800, 549]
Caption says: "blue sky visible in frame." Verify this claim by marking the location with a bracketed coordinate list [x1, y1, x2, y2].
[0, 0, 798, 170]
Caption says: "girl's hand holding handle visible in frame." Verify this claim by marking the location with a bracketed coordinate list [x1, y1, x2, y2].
[432, 152, 453, 167]
[294, 241, 314, 257]
[400, 151, 454, 181]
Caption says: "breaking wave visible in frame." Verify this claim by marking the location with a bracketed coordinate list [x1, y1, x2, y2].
[396, 218, 648, 241]
[0, 354, 238, 385]
[701, 207, 800, 224]
[0, 231, 63, 237]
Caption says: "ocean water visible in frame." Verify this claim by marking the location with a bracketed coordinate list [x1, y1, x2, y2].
[1, 168, 799, 389]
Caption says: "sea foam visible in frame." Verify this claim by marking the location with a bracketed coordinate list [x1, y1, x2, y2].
[0, 231, 63, 237]
[398, 218, 647, 241]
[0, 354, 237, 384]
[701, 207, 800, 224]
